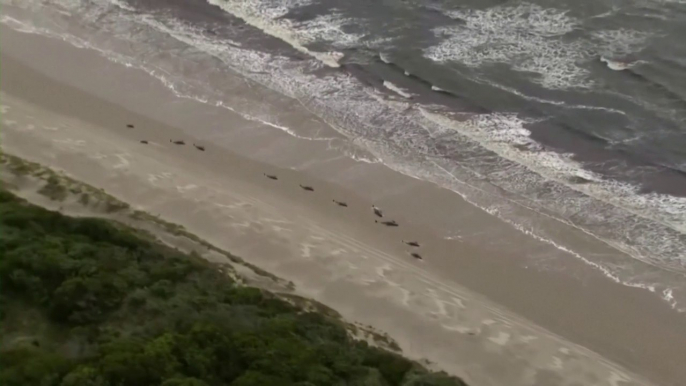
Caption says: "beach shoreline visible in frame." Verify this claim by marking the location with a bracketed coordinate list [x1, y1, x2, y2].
[2, 25, 685, 386]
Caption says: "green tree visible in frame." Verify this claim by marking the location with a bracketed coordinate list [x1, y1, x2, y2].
[98, 338, 156, 385]
[143, 333, 181, 380]
[401, 370, 467, 386]
[0, 349, 72, 386]
[230, 371, 292, 386]
[161, 377, 210, 386]
[349, 368, 389, 386]
[363, 349, 413, 385]
[60, 366, 109, 386]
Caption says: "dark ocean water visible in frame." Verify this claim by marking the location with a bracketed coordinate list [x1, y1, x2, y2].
[2, 0, 686, 309]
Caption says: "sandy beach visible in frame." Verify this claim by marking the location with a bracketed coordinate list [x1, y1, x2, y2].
[2, 23, 686, 386]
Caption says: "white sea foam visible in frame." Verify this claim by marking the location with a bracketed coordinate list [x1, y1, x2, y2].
[423, 3, 654, 90]
[294, 13, 365, 47]
[383, 81, 412, 99]
[204, 0, 364, 67]
[472, 75, 629, 115]
[593, 29, 651, 58]
[424, 4, 589, 89]
[346, 149, 382, 164]
[108, 0, 134, 12]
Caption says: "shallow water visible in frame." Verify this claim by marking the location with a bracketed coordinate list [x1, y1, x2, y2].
[2, 0, 685, 312]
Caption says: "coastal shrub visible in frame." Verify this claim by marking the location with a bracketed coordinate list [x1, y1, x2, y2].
[37, 175, 68, 201]
[0, 189, 468, 386]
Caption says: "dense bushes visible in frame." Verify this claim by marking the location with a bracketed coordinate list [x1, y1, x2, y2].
[0, 189, 467, 386]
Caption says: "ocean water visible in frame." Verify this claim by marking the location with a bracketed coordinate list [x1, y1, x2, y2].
[2, 0, 686, 310]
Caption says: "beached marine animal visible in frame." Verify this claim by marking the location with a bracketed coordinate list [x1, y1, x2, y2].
[372, 205, 383, 218]
[193, 143, 205, 151]
[410, 252, 423, 260]
[375, 220, 398, 227]
[299, 184, 314, 192]
[333, 200, 348, 207]
[170, 139, 185, 145]
[126, 124, 135, 128]
[403, 240, 420, 247]
[264, 173, 278, 180]
[140, 140, 149, 144]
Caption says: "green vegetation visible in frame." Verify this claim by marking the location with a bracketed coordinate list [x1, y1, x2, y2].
[37, 175, 68, 201]
[1, 152, 292, 289]
[0, 153, 129, 213]
[0, 189, 467, 386]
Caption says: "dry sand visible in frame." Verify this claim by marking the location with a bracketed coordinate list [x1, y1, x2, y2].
[2, 24, 685, 386]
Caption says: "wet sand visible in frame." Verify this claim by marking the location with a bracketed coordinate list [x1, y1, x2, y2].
[2, 25, 685, 386]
